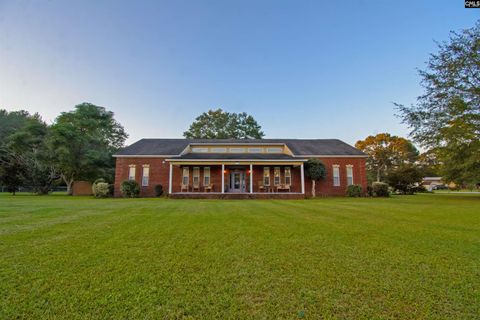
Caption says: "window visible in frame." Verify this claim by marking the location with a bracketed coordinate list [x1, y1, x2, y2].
[266, 147, 282, 153]
[346, 165, 353, 186]
[203, 167, 210, 186]
[285, 167, 291, 185]
[263, 167, 270, 186]
[128, 165, 136, 181]
[229, 147, 246, 153]
[211, 147, 227, 153]
[248, 147, 263, 153]
[333, 165, 340, 186]
[182, 167, 189, 185]
[193, 167, 200, 186]
[274, 167, 280, 185]
[142, 165, 149, 186]
[192, 147, 208, 153]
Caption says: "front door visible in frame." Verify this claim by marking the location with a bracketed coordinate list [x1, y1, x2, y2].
[230, 170, 245, 192]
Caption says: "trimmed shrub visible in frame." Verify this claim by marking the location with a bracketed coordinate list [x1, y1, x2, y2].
[346, 184, 362, 197]
[372, 182, 389, 197]
[92, 178, 110, 198]
[154, 184, 163, 197]
[93, 182, 110, 198]
[120, 180, 140, 198]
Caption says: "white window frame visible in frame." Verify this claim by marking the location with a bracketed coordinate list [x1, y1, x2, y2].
[193, 167, 200, 186]
[333, 165, 340, 187]
[210, 148, 227, 153]
[228, 147, 246, 153]
[266, 147, 282, 153]
[203, 167, 211, 186]
[274, 167, 281, 186]
[128, 165, 136, 181]
[284, 167, 291, 186]
[182, 167, 189, 185]
[248, 147, 263, 153]
[192, 147, 209, 153]
[142, 165, 149, 186]
[346, 165, 353, 186]
[263, 167, 270, 186]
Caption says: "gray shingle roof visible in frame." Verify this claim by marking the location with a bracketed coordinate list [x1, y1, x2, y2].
[114, 138, 365, 157]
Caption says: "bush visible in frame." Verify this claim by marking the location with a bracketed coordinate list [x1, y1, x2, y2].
[108, 184, 115, 197]
[386, 165, 423, 195]
[372, 182, 389, 197]
[92, 178, 110, 198]
[154, 184, 163, 197]
[366, 185, 374, 197]
[93, 182, 110, 198]
[346, 184, 362, 197]
[120, 180, 140, 198]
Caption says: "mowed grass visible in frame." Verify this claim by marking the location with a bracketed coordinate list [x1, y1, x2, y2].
[0, 194, 479, 319]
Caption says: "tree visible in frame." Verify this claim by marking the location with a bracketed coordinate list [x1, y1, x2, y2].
[387, 165, 424, 195]
[183, 109, 264, 139]
[304, 158, 326, 198]
[0, 160, 22, 195]
[355, 133, 419, 182]
[396, 22, 480, 186]
[417, 150, 442, 177]
[0, 110, 33, 194]
[50, 103, 128, 194]
[0, 110, 55, 194]
[4, 113, 58, 194]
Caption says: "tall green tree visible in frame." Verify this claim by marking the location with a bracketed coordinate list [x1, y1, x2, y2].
[7, 116, 58, 194]
[50, 103, 128, 194]
[0, 110, 33, 194]
[0, 111, 57, 194]
[396, 22, 480, 186]
[304, 158, 326, 198]
[183, 109, 265, 139]
[355, 133, 419, 183]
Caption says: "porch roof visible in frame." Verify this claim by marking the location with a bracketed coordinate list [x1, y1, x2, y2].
[168, 153, 301, 160]
[166, 153, 306, 165]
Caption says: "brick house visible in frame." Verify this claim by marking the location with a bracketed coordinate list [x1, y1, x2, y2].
[114, 139, 368, 198]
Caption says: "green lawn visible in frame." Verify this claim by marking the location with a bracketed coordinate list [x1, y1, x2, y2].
[0, 194, 479, 319]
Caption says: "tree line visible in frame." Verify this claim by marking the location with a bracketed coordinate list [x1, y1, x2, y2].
[0, 103, 128, 195]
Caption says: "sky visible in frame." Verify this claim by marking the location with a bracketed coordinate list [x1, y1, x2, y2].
[0, 1, 478, 145]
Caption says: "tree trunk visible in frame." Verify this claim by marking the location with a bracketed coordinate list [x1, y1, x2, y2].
[312, 180, 316, 198]
[66, 180, 74, 195]
[376, 168, 381, 182]
[62, 174, 74, 195]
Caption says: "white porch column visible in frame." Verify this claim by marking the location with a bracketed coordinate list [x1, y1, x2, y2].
[249, 164, 253, 193]
[221, 164, 225, 194]
[300, 163, 305, 194]
[168, 163, 173, 194]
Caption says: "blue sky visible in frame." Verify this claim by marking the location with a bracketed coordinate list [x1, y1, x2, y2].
[0, 1, 478, 145]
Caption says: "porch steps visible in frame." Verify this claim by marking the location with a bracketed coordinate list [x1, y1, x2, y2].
[169, 193, 305, 200]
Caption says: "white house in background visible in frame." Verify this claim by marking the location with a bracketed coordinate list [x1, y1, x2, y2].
[422, 177, 445, 191]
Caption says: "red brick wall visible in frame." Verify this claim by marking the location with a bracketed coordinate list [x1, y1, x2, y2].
[114, 157, 367, 197]
[114, 157, 170, 197]
[304, 157, 367, 196]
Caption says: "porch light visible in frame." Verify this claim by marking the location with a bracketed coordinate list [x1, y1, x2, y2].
[224, 170, 227, 174]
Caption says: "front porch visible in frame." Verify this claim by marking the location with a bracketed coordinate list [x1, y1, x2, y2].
[167, 160, 306, 197]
